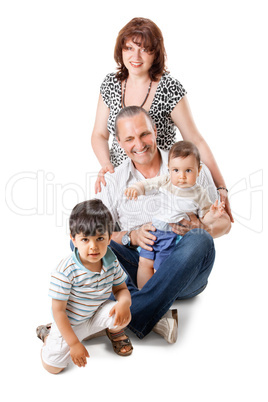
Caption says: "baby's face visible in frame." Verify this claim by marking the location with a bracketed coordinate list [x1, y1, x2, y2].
[168, 155, 201, 188]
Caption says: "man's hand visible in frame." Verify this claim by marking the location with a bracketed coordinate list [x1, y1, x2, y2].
[131, 223, 157, 251]
[70, 341, 89, 367]
[170, 213, 205, 236]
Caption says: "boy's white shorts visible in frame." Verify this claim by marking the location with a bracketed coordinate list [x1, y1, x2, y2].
[42, 300, 118, 368]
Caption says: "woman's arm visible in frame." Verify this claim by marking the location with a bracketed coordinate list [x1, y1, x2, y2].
[171, 96, 234, 222]
[91, 94, 115, 193]
[91, 94, 112, 168]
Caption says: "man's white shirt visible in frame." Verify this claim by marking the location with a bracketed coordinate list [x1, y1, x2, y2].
[96, 149, 218, 232]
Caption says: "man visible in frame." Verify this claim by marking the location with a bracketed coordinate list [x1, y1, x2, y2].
[96, 106, 231, 343]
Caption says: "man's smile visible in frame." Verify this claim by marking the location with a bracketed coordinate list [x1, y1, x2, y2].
[132, 146, 149, 155]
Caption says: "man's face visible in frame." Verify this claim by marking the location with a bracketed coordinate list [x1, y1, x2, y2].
[117, 112, 158, 167]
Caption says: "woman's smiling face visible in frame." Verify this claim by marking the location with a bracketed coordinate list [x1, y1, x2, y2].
[122, 39, 155, 76]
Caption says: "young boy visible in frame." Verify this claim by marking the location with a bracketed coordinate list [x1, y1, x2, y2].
[37, 199, 133, 374]
[125, 141, 226, 288]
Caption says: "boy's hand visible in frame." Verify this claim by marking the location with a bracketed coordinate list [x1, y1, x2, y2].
[70, 341, 89, 367]
[109, 302, 131, 328]
[124, 187, 138, 200]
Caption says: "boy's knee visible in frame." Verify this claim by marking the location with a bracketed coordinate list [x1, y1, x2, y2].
[42, 359, 64, 374]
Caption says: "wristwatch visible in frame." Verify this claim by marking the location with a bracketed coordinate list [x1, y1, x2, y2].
[122, 230, 132, 247]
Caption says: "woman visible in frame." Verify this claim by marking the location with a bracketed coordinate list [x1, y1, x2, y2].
[91, 17, 233, 221]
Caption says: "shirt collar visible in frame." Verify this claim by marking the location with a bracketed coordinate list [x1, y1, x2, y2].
[127, 148, 169, 182]
[102, 247, 117, 269]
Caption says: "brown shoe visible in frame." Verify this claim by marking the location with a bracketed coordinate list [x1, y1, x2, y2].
[36, 323, 52, 342]
[106, 329, 133, 356]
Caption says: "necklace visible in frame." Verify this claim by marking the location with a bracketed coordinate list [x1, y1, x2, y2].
[122, 78, 152, 108]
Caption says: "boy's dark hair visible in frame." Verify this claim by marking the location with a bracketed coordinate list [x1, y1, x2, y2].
[168, 141, 201, 167]
[69, 199, 114, 238]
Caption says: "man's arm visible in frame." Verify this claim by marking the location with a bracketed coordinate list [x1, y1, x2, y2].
[170, 210, 231, 239]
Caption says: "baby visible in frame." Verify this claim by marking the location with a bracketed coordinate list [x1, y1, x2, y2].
[125, 141, 225, 288]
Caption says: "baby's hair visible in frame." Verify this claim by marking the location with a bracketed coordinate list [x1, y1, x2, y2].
[168, 141, 201, 167]
[69, 199, 114, 238]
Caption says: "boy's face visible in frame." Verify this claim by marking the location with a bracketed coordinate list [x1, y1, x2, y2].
[71, 231, 111, 271]
[169, 155, 201, 188]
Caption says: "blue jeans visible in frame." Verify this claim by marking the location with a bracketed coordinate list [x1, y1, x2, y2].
[109, 229, 215, 339]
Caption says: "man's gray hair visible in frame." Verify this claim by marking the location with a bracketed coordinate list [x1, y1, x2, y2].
[115, 106, 156, 139]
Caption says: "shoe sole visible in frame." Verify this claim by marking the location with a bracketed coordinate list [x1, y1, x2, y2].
[169, 309, 178, 344]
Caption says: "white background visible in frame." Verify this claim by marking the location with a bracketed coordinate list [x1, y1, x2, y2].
[1, 0, 267, 401]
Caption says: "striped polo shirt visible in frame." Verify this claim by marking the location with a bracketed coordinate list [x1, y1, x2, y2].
[48, 247, 127, 325]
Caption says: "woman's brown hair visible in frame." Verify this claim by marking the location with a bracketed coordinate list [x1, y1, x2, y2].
[114, 17, 167, 82]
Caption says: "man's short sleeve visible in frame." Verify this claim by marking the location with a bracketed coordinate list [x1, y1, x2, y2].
[95, 172, 120, 227]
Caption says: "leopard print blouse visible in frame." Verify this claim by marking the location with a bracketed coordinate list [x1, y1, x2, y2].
[100, 72, 187, 167]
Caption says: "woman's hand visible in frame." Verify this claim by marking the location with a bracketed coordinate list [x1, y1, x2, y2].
[94, 163, 115, 194]
[217, 189, 234, 223]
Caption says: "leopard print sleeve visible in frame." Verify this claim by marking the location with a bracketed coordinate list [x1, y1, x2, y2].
[149, 73, 187, 151]
[100, 73, 112, 107]
[154, 73, 187, 115]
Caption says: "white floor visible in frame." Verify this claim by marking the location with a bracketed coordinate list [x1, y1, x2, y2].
[3, 183, 267, 402]
[2, 1, 268, 401]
